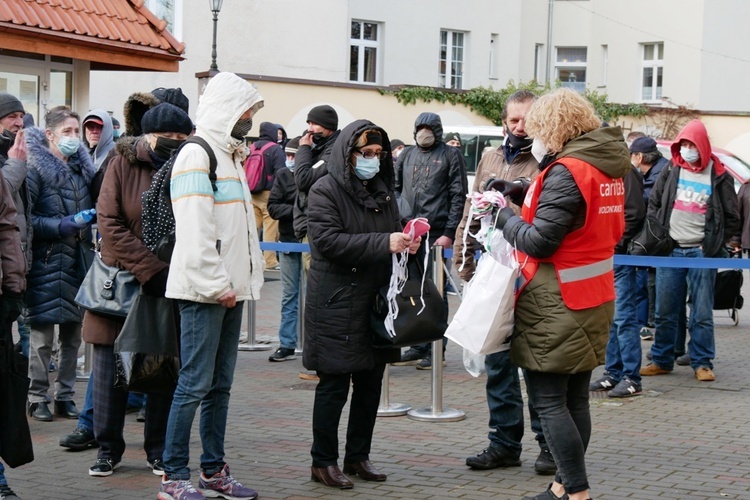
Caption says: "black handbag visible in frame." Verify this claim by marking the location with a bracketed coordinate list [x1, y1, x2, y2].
[370, 271, 447, 349]
[114, 293, 180, 395]
[75, 255, 140, 317]
[628, 215, 674, 256]
[0, 325, 34, 467]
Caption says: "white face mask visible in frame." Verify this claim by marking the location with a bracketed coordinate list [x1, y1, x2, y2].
[680, 146, 700, 164]
[531, 138, 548, 164]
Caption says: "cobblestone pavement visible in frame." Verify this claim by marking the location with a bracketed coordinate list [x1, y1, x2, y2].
[8, 271, 750, 499]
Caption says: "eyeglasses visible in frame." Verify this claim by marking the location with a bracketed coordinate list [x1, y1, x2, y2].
[355, 149, 389, 160]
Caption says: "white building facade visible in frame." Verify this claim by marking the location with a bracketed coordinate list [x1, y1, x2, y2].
[90, 0, 750, 146]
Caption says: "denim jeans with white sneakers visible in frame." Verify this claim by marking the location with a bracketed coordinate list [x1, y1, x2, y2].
[162, 301, 244, 480]
[605, 264, 642, 384]
[652, 247, 716, 371]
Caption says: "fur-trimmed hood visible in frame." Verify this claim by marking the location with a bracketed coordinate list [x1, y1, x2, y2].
[25, 126, 96, 188]
[123, 92, 161, 137]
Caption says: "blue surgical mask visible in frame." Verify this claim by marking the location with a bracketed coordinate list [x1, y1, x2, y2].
[680, 147, 700, 164]
[57, 136, 80, 157]
[354, 156, 380, 180]
[286, 159, 295, 172]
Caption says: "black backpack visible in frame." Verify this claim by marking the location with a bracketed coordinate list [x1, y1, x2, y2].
[141, 136, 218, 263]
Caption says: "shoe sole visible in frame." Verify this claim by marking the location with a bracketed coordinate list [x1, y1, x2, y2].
[88, 462, 121, 477]
[60, 440, 98, 451]
[269, 355, 297, 362]
[390, 359, 422, 366]
[416, 361, 447, 370]
[533, 465, 557, 475]
[466, 459, 521, 470]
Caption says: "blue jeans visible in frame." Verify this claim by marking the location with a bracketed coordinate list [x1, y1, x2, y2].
[162, 301, 244, 480]
[278, 251, 301, 350]
[653, 247, 716, 370]
[605, 265, 642, 383]
[0, 461, 5, 486]
[485, 351, 545, 457]
[17, 317, 30, 357]
[78, 370, 94, 431]
[635, 268, 650, 327]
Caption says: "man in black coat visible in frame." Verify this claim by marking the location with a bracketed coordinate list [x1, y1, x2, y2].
[393, 112, 468, 369]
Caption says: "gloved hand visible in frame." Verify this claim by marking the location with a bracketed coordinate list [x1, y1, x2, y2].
[493, 207, 516, 231]
[59, 215, 87, 237]
[485, 178, 530, 206]
[142, 268, 169, 297]
[0, 290, 24, 326]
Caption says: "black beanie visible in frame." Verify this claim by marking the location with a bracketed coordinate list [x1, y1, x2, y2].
[141, 103, 193, 135]
[306, 105, 338, 131]
[151, 87, 190, 114]
[0, 92, 24, 119]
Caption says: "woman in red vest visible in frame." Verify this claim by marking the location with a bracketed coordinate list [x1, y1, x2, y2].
[489, 88, 631, 500]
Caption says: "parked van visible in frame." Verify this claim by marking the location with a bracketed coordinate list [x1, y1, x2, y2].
[442, 125, 505, 178]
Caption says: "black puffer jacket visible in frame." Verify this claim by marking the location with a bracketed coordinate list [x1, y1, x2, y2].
[268, 166, 298, 242]
[25, 126, 96, 324]
[395, 112, 467, 240]
[303, 120, 400, 374]
[293, 130, 339, 239]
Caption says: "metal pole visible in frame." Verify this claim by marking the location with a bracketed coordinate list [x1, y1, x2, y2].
[76, 342, 93, 381]
[408, 245, 465, 422]
[210, 11, 219, 72]
[546, 0, 554, 84]
[295, 262, 306, 355]
[377, 364, 410, 417]
[238, 300, 272, 352]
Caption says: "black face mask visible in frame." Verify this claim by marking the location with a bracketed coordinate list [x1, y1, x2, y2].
[505, 128, 533, 150]
[312, 132, 326, 144]
[231, 118, 253, 140]
[153, 136, 185, 159]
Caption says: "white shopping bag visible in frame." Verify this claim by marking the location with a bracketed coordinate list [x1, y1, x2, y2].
[445, 247, 518, 355]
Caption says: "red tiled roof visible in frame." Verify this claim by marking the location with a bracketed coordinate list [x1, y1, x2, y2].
[0, 0, 185, 57]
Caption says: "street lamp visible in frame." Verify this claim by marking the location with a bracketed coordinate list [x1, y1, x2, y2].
[209, 0, 224, 72]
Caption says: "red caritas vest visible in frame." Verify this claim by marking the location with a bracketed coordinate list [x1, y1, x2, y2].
[517, 157, 625, 310]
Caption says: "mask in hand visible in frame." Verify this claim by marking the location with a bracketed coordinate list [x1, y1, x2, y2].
[531, 138, 548, 164]
[353, 156, 380, 180]
[416, 129, 435, 148]
[57, 136, 80, 157]
[231, 118, 253, 140]
[680, 147, 700, 164]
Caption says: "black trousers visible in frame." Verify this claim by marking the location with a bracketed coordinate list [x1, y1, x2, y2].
[310, 364, 385, 467]
[92, 344, 173, 463]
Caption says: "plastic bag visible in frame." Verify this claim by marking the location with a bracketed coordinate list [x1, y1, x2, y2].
[463, 348, 485, 378]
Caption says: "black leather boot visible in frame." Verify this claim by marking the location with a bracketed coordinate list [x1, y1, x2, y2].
[28, 402, 53, 421]
[54, 400, 80, 419]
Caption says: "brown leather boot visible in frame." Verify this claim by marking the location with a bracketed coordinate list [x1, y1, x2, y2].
[343, 460, 387, 481]
[310, 465, 353, 489]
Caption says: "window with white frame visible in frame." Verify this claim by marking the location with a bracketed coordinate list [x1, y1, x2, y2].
[439, 30, 465, 89]
[146, 0, 182, 39]
[641, 42, 664, 101]
[350, 20, 379, 84]
[555, 47, 587, 92]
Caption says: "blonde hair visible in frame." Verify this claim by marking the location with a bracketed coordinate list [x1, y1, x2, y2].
[525, 88, 601, 154]
[355, 129, 382, 148]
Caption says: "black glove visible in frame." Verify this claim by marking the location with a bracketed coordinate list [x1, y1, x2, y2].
[0, 290, 24, 326]
[493, 207, 516, 231]
[59, 215, 87, 237]
[485, 178, 530, 206]
[142, 268, 169, 297]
